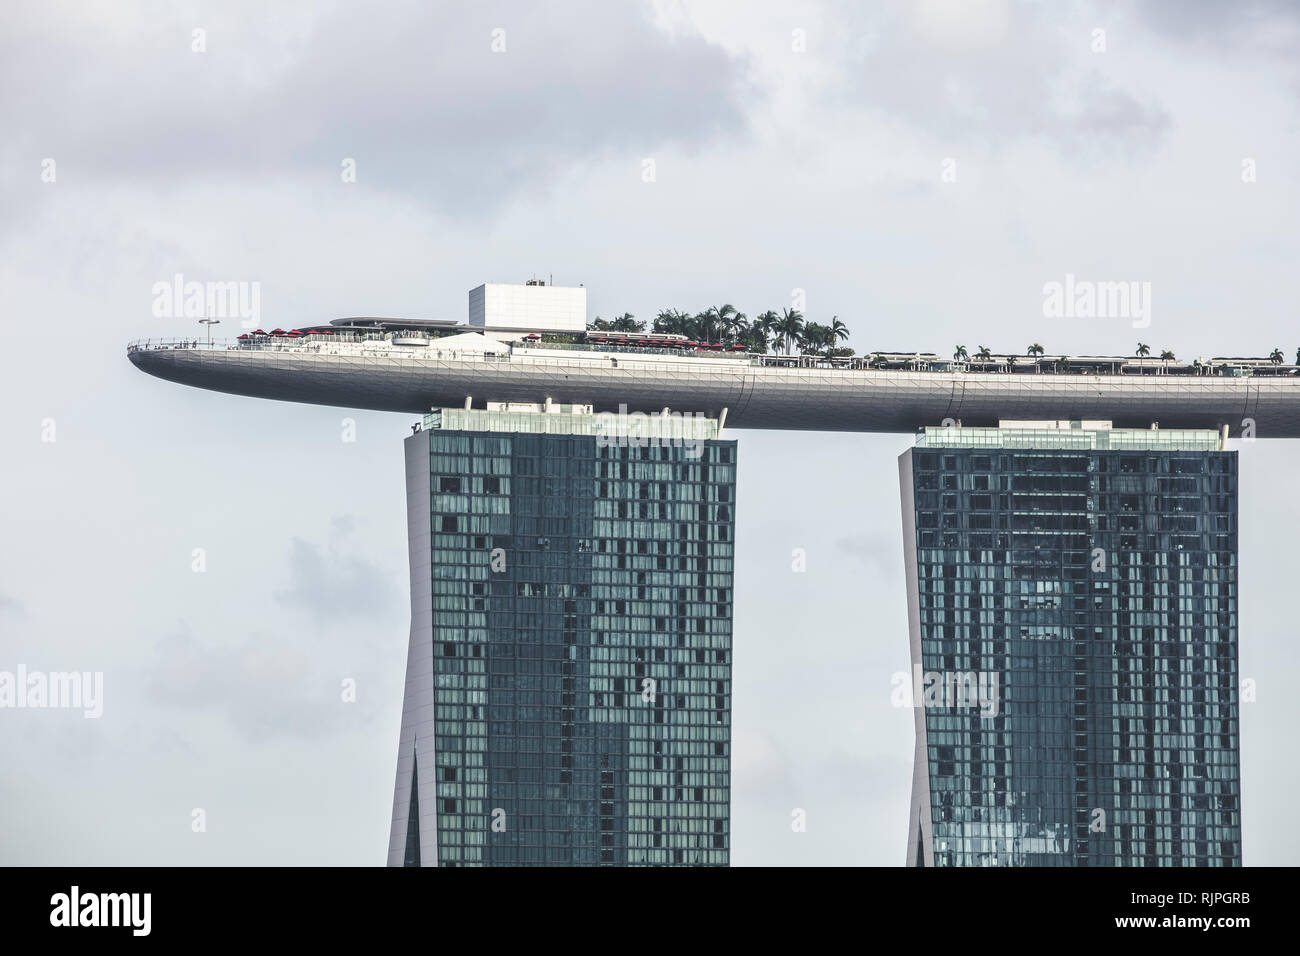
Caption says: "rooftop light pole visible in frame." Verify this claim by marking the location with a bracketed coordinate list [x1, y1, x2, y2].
[199, 318, 220, 346]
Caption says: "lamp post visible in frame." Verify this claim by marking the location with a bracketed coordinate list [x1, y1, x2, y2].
[199, 318, 220, 346]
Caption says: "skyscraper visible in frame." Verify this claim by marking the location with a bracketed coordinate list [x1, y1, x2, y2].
[901, 422, 1241, 867]
[389, 404, 736, 866]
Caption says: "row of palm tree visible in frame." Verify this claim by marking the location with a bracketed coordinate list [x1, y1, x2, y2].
[587, 312, 643, 333]
[586, 319, 1300, 369]
[953, 342, 1298, 373]
[943, 341, 1295, 374]
[1135, 342, 1295, 366]
[591, 306, 852, 356]
[869, 341, 1186, 374]
[1143, 342, 1292, 367]
[1133, 342, 1177, 373]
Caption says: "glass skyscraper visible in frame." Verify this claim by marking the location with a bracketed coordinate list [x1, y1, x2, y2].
[901, 423, 1241, 867]
[388, 404, 736, 866]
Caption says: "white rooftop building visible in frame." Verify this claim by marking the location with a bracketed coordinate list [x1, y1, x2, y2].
[468, 280, 586, 333]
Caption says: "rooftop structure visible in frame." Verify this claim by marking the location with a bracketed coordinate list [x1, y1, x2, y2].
[468, 280, 587, 334]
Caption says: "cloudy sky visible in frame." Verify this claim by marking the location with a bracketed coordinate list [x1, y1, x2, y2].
[2, 0, 1298, 866]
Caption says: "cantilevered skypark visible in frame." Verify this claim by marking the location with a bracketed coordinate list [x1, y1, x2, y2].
[127, 282, 1300, 436]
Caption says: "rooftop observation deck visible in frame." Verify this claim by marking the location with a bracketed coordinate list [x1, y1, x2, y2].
[125, 329, 1300, 436]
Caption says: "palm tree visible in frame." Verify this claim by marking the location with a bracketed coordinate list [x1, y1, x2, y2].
[816, 325, 837, 357]
[703, 304, 729, 331]
[693, 309, 716, 343]
[801, 322, 831, 355]
[953, 345, 969, 362]
[1159, 349, 1175, 373]
[653, 309, 690, 337]
[716, 305, 747, 344]
[868, 352, 887, 369]
[1027, 343, 1044, 373]
[1295, 347, 1300, 366]
[829, 316, 850, 349]
[774, 308, 804, 356]
[752, 310, 779, 353]
[976, 346, 992, 361]
[736, 313, 769, 353]
[1269, 348, 1284, 366]
[1136, 342, 1150, 358]
[609, 312, 644, 333]
[1006, 354, 1018, 371]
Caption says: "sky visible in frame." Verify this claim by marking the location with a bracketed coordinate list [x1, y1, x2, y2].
[2, 0, 1298, 866]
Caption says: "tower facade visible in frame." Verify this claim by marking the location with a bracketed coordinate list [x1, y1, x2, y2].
[389, 404, 736, 866]
[901, 423, 1241, 866]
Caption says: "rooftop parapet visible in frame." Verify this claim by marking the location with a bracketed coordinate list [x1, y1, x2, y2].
[915, 421, 1225, 451]
[423, 403, 722, 444]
